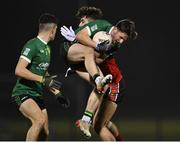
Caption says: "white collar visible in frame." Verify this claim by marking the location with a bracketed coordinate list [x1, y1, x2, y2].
[37, 36, 47, 45]
[108, 26, 114, 34]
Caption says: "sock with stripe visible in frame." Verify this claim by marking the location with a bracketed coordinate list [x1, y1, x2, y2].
[82, 110, 93, 123]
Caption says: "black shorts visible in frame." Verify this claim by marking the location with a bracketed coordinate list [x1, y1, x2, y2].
[12, 94, 46, 110]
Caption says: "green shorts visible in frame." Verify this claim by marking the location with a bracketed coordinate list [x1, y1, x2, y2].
[12, 94, 45, 110]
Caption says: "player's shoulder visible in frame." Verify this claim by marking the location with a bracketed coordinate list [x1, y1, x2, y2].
[92, 19, 111, 25]
[24, 38, 40, 48]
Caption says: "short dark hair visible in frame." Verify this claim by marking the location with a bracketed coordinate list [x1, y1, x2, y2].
[116, 19, 138, 40]
[39, 13, 58, 24]
[76, 6, 103, 20]
[38, 13, 58, 32]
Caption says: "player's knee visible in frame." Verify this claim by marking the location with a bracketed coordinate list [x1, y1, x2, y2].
[94, 119, 109, 134]
[33, 116, 46, 129]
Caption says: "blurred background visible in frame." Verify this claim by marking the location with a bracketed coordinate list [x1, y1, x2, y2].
[0, 0, 180, 140]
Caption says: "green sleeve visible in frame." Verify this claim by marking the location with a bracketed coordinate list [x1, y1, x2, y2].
[75, 20, 113, 38]
[85, 20, 112, 37]
[20, 41, 36, 63]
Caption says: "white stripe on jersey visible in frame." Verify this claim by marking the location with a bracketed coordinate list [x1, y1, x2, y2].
[85, 26, 91, 36]
[20, 55, 31, 63]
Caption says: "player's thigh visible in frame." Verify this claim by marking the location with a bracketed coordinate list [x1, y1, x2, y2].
[19, 98, 46, 123]
[67, 43, 88, 62]
[67, 43, 103, 63]
[94, 99, 117, 128]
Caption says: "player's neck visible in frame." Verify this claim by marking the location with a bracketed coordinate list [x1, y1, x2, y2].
[37, 33, 50, 44]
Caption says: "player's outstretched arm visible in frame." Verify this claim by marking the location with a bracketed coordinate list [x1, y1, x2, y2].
[61, 25, 96, 48]
[60, 26, 111, 52]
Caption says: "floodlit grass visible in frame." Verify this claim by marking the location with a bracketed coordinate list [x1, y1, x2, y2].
[1, 118, 180, 140]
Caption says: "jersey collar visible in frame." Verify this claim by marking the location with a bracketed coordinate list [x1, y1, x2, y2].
[37, 36, 47, 45]
[108, 26, 114, 34]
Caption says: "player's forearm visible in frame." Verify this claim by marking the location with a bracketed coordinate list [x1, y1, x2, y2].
[76, 34, 97, 48]
[15, 67, 43, 82]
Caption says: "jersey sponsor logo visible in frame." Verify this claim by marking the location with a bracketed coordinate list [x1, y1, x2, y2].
[90, 24, 98, 32]
[37, 62, 49, 70]
[40, 49, 44, 53]
[23, 48, 31, 56]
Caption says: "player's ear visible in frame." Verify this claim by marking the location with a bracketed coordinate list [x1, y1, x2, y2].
[51, 25, 56, 33]
[132, 31, 138, 40]
[113, 27, 120, 34]
[113, 26, 118, 31]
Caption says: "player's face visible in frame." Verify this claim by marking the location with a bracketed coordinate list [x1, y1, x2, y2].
[111, 27, 128, 44]
[50, 25, 57, 41]
[79, 16, 89, 27]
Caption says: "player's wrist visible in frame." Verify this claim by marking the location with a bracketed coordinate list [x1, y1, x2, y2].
[56, 92, 62, 97]
[39, 76, 44, 83]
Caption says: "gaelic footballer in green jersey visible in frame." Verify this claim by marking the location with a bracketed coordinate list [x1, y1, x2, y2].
[12, 37, 51, 99]
[61, 6, 137, 140]
[61, 16, 114, 95]
[11, 13, 68, 141]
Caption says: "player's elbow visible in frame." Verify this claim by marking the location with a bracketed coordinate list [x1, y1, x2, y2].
[75, 33, 82, 41]
[15, 66, 23, 77]
[15, 67, 20, 76]
[76, 32, 87, 41]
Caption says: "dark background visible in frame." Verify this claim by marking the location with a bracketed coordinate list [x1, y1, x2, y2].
[0, 0, 180, 140]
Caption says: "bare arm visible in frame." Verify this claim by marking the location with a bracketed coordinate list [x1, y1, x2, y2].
[76, 28, 97, 48]
[15, 58, 43, 82]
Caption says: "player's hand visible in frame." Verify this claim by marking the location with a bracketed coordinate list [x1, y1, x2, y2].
[96, 40, 111, 52]
[60, 26, 76, 42]
[50, 88, 70, 109]
[42, 75, 62, 90]
[56, 92, 70, 108]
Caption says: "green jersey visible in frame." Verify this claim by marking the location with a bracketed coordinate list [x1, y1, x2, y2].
[76, 20, 121, 53]
[64, 19, 121, 53]
[75, 19, 112, 38]
[63, 20, 112, 52]
[12, 37, 51, 97]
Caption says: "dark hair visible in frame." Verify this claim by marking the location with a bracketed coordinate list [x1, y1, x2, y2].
[76, 6, 103, 20]
[116, 19, 138, 40]
[39, 13, 58, 24]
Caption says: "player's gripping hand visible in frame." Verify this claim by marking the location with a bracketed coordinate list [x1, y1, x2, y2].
[50, 88, 70, 109]
[60, 26, 75, 42]
[96, 40, 111, 52]
[42, 75, 62, 90]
